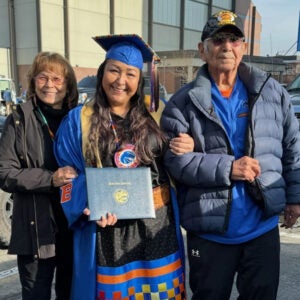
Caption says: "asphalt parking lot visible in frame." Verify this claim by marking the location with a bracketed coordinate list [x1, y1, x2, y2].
[0, 223, 300, 300]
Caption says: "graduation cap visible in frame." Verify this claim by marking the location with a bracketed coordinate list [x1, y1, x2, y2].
[93, 34, 160, 112]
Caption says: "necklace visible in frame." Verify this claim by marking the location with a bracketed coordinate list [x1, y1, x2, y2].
[36, 106, 55, 140]
[109, 112, 120, 150]
[109, 112, 138, 168]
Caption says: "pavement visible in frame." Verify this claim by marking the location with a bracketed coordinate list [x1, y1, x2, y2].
[1, 221, 300, 300]
[278, 219, 300, 240]
[185, 220, 300, 300]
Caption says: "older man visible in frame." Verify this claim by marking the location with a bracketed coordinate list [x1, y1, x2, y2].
[161, 10, 300, 300]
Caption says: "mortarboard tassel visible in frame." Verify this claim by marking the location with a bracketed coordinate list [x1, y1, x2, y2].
[150, 58, 160, 112]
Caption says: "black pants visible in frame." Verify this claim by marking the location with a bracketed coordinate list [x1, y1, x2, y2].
[17, 231, 73, 300]
[187, 226, 280, 300]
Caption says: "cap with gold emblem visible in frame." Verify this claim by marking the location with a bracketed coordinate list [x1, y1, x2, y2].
[201, 10, 244, 41]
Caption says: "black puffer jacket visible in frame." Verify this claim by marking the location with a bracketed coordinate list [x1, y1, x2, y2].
[0, 100, 69, 258]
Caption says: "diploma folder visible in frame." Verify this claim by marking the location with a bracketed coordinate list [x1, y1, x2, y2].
[85, 167, 155, 220]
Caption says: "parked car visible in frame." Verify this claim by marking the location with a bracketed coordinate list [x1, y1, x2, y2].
[0, 116, 12, 248]
[0, 76, 17, 102]
[0, 115, 6, 135]
[78, 75, 97, 104]
[286, 75, 300, 124]
[143, 76, 169, 103]
[0, 190, 12, 248]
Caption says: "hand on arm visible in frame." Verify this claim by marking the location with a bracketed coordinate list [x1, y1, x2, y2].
[231, 156, 261, 182]
[52, 166, 78, 187]
[169, 133, 194, 155]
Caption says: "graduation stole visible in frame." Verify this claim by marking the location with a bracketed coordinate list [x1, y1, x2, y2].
[80, 101, 102, 168]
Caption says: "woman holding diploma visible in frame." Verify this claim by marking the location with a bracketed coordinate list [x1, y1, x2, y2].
[54, 34, 193, 300]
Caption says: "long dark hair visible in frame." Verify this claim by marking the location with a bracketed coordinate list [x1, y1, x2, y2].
[86, 60, 166, 165]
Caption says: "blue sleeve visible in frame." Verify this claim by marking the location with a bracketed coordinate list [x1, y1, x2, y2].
[54, 107, 88, 228]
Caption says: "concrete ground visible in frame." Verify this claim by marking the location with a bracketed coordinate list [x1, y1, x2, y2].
[1, 221, 300, 299]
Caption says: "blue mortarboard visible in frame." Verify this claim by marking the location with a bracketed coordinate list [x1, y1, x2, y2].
[93, 34, 160, 112]
[92, 34, 160, 69]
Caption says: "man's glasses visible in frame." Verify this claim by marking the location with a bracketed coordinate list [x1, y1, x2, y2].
[206, 33, 245, 47]
[35, 74, 65, 85]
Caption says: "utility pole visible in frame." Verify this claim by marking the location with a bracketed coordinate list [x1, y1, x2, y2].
[7, 0, 19, 93]
[250, 6, 256, 57]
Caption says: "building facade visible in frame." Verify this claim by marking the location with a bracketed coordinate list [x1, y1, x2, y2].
[0, 0, 264, 93]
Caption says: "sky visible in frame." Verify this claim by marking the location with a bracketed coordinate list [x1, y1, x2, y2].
[252, 0, 300, 56]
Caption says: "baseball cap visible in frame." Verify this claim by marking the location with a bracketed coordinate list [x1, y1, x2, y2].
[93, 34, 160, 70]
[201, 10, 244, 42]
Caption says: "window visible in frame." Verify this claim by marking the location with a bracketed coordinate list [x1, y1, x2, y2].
[153, 0, 180, 26]
[185, 1, 208, 30]
[153, 24, 180, 50]
[212, 0, 232, 10]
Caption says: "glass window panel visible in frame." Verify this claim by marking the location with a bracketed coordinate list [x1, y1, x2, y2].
[211, 5, 233, 16]
[153, 0, 180, 26]
[189, 0, 209, 3]
[184, 29, 202, 50]
[185, 1, 208, 30]
[212, 0, 232, 10]
[152, 24, 180, 51]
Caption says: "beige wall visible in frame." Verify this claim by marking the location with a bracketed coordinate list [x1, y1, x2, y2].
[68, 0, 110, 68]
[114, 0, 144, 35]
[12, 0, 150, 88]
[15, 0, 39, 64]
[40, 0, 65, 54]
[0, 49, 10, 78]
[5, 0, 293, 92]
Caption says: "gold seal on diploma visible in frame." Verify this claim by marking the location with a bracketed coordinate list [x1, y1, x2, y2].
[114, 189, 129, 204]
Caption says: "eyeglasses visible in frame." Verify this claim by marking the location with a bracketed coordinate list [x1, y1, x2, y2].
[206, 33, 245, 47]
[35, 74, 65, 85]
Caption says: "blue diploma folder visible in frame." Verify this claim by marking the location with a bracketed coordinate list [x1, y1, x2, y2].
[85, 167, 155, 220]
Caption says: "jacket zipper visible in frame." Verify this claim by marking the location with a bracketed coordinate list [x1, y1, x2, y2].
[23, 111, 41, 258]
[206, 106, 234, 233]
[248, 74, 272, 157]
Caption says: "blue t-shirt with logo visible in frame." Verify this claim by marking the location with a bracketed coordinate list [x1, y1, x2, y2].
[201, 76, 278, 244]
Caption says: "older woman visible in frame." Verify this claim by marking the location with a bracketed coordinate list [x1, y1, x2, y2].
[0, 52, 78, 300]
